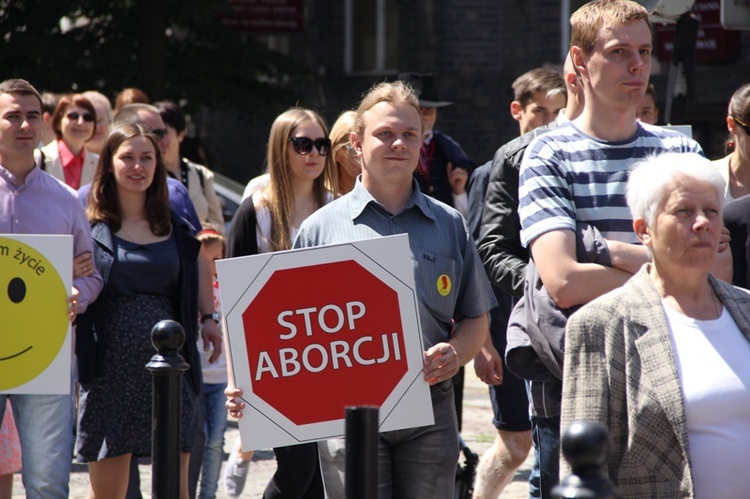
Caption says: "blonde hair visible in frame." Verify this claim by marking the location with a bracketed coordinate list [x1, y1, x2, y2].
[260, 108, 335, 251]
[330, 110, 356, 160]
[329, 110, 359, 195]
[353, 81, 421, 137]
[570, 0, 651, 55]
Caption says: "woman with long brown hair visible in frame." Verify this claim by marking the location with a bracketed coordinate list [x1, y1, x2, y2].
[75, 123, 202, 499]
[222, 107, 335, 498]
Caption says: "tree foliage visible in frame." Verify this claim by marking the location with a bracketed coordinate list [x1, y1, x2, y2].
[0, 0, 305, 115]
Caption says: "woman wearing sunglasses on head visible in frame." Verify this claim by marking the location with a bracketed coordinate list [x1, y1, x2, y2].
[222, 108, 335, 498]
[40, 93, 99, 190]
[713, 83, 750, 204]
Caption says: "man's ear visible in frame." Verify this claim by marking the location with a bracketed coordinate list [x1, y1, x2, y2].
[565, 71, 580, 93]
[570, 46, 587, 79]
[177, 130, 186, 144]
[633, 217, 651, 246]
[510, 101, 523, 122]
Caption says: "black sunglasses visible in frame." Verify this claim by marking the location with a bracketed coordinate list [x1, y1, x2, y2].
[734, 116, 750, 137]
[289, 137, 331, 156]
[66, 111, 95, 123]
[150, 128, 168, 141]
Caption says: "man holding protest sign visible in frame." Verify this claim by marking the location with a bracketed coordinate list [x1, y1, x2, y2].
[0, 78, 102, 498]
[227, 80, 494, 498]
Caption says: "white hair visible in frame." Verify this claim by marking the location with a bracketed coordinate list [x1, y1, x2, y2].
[626, 152, 725, 228]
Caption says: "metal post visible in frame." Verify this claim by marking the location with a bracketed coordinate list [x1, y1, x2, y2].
[665, 13, 699, 125]
[553, 420, 620, 499]
[146, 320, 189, 499]
[345, 405, 379, 499]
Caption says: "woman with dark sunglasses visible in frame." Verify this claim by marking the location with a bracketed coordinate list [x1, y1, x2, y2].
[222, 108, 334, 498]
[247, 107, 335, 253]
[713, 83, 750, 204]
[40, 93, 99, 190]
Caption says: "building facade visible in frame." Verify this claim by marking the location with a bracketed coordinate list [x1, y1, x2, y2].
[204, 0, 749, 184]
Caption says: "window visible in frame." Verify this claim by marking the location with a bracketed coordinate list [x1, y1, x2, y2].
[345, 0, 399, 74]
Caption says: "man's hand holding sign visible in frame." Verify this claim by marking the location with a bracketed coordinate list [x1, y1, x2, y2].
[218, 235, 433, 450]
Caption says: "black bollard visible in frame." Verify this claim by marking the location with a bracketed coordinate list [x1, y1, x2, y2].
[146, 320, 189, 499]
[345, 406, 379, 499]
[553, 420, 620, 499]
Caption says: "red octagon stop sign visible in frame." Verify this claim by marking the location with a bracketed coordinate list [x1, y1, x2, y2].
[242, 259, 408, 426]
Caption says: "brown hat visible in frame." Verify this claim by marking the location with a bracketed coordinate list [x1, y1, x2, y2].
[397, 73, 453, 108]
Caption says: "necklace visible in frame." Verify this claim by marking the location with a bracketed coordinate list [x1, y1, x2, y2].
[119, 219, 150, 244]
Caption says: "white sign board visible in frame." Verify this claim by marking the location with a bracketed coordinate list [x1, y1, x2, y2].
[0, 234, 72, 394]
[217, 234, 433, 450]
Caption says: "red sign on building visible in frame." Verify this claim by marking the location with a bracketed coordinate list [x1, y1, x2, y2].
[654, 0, 740, 63]
[221, 0, 304, 33]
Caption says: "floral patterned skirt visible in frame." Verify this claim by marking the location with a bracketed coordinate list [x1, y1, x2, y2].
[0, 400, 21, 474]
[75, 294, 197, 462]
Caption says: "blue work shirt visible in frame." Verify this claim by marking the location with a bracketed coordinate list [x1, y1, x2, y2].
[294, 178, 496, 350]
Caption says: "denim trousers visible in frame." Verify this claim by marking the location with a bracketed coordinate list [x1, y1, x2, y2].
[0, 393, 74, 499]
[197, 382, 228, 499]
[528, 415, 561, 499]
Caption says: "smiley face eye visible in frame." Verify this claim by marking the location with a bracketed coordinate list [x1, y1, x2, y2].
[8, 277, 26, 303]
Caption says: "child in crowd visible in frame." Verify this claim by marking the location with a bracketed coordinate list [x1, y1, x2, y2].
[194, 225, 230, 499]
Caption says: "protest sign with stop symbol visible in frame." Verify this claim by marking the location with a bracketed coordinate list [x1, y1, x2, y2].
[217, 234, 433, 450]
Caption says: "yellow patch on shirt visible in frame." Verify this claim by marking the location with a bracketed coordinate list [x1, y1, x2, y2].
[437, 274, 451, 296]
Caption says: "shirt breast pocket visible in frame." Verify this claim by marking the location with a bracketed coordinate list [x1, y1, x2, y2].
[413, 248, 458, 323]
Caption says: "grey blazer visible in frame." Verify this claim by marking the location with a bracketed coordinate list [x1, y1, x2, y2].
[561, 265, 750, 498]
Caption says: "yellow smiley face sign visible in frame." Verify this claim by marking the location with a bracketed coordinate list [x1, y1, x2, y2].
[0, 236, 70, 392]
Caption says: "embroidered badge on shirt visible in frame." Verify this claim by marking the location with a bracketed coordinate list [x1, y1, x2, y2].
[437, 274, 451, 296]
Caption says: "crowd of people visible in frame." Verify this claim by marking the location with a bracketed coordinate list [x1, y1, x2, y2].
[2, 0, 750, 498]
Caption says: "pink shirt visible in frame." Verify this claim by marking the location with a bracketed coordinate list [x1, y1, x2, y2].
[57, 139, 85, 190]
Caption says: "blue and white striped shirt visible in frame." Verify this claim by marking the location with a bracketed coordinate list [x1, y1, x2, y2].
[519, 121, 703, 247]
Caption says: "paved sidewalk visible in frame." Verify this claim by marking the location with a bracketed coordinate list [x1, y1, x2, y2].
[12, 362, 534, 498]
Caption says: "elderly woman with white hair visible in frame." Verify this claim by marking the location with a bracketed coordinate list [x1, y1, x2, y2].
[560, 152, 750, 498]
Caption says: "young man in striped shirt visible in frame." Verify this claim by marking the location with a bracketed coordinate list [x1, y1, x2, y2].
[516, 1, 728, 496]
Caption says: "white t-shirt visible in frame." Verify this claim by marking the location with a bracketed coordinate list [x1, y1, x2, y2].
[663, 302, 750, 498]
[254, 190, 332, 254]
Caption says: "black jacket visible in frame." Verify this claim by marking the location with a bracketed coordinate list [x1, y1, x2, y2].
[476, 123, 558, 298]
[226, 197, 259, 259]
[76, 211, 202, 392]
[724, 195, 750, 289]
[414, 130, 475, 208]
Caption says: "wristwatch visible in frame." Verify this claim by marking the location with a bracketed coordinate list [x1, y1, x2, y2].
[201, 312, 220, 324]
